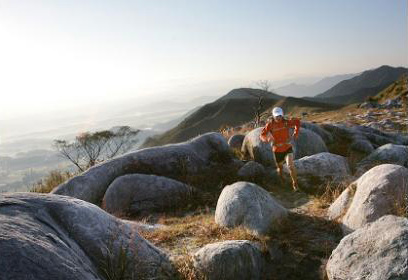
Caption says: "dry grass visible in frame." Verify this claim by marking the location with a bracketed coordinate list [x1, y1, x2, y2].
[30, 170, 74, 193]
[139, 210, 268, 280]
[311, 180, 350, 211]
[393, 190, 408, 218]
[172, 249, 205, 280]
[139, 211, 267, 252]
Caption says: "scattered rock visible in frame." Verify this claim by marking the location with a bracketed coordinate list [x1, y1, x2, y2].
[292, 128, 328, 159]
[241, 128, 275, 167]
[321, 123, 408, 170]
[284, 152, 351, 193]
[359, 101, 377, 109]
[300, 122, 334, 145]
[327, 187, 353, 221]
[193, 240, 266, 280]
[328, 164, 408, 233]
[52, 133, 237, 204]
[103, 174, 196, 216]
[237, 161, 266, 182]
[356, 143, 408, 176]
[0, 193, 175, 280]
[228, 134, 245, 150]
[215, 182, 287, 236]
[326, 215, 408, 280]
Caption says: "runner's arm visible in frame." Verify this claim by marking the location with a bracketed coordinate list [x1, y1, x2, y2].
[288, 119, 301, 139]
[260, 123, 274, 142]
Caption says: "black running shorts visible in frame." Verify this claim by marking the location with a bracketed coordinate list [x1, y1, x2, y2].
[274, 147, 293, 164]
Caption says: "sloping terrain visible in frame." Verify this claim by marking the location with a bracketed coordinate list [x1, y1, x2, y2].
[272, 97, 341, 116]
[314, 65, 408, 103]
[275, 73, 357, 97]
[143, 89, 342, 147]
[372, 75, 408, 103]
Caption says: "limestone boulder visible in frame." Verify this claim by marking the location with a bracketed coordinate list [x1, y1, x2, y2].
[300, 121, 334, 145]
[241, 128, 275, 167]
[292, 128, 328, 159]
[103, 174, 196, 216]
[328, 164, 408, 233]
[228, 134, 245, 150]
[355, 143, 408, 176]
[0, 193, 175, 280]
[52, 132, 236, 204]
[193, 240, 266, 280]
[237, 161, 266, 183]
[322, 124, 408, 170]
[326, 215, 408, 280]
[284, 152, 351, 192]
[215, 182, 287, 236]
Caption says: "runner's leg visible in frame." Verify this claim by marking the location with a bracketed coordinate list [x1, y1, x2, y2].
[286, 153, 298, 191]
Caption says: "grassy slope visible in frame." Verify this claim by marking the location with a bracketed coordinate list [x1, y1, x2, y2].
[143, 92, 344, 148]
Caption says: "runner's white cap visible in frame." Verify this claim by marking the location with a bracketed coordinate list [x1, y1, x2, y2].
[272, 107, 284, 117]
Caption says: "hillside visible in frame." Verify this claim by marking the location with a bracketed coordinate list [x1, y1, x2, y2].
[275, 73, 357, 97]
[273, 96, 341, 115]
[308, 85, 387, 105]
[143, 89, 342, 147]
[314, 65, 407, 100]
[372, 75, 408, 103]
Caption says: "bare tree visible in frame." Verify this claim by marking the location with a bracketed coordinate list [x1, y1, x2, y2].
[54, 126, 139, 172]
[250, 80, 273, 127]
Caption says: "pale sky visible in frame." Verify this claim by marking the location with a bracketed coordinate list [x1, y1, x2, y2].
[0, 0, 407, 119]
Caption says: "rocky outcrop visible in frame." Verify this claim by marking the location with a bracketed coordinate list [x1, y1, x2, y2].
[52, 133, 237, 204]
[292, 128, 328, 159]
[241, 128, 275, 167]
[103, 174, 196, 216]
[300, 121, 334, 145]
[228, 134, 245, 150]
[237, 161, 266, 183]
[328, 164, 408, 233]
[284, 152, 351, 192]
[193, 240, 266, 280]
[355, 143, 408, 176]
[0, 193, 175, 280]
[215, 182, 287, 236]
[326, 215, 408, 280]
[322, 124, 408, 170]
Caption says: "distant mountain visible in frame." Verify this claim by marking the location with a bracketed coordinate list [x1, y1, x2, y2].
[274, 73, 357, 97]
[142, 88, 341, 147]
[315, 65, 408, 100]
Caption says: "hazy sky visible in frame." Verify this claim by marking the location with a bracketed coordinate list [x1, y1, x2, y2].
[0, 0, 407, 119]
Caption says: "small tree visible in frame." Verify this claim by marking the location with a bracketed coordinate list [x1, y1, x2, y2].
[54, 126, 140, 172]
[250, 80, 273, 127]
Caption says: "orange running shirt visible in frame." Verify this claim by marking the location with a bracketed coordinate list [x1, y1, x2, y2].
[260, 118, 300, 153]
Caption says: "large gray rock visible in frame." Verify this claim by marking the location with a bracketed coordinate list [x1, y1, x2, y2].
[322, 124, 408, 170]
[326, 215, 408, 280]
[215, 182, 287, 236]
[327, 187, 353, 221]
[193, 240, 266, 280]
[284, 152, 351, 192]
[228, 134, 245, 150]
[237, 161, 266, 182]
[328, 164, 408, 233]
[241, 128, 275, 167]
[356, 143, 408, 176]
[292, 128, 329, 159]
[52, 132, 236, 204]
[0, 193, 175, 280]
[103, 174, 196, 216]
[300, 121, 334, 145]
